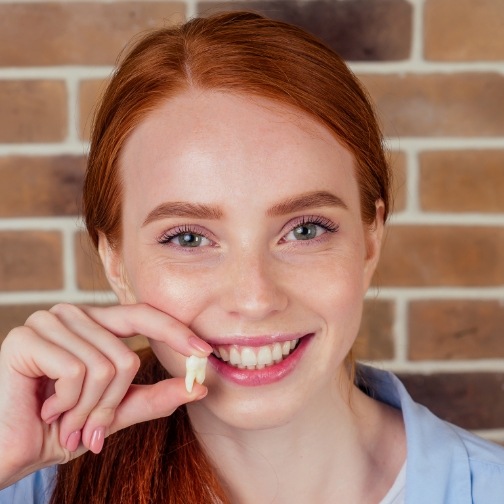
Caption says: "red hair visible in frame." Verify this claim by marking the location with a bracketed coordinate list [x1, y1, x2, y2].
[53, 11, 392, 503]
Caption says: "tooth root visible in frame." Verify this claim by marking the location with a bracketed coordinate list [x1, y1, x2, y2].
[185, 355, 208, 392]
[185, 370, 196, 393]
[195, 365, 206, 385]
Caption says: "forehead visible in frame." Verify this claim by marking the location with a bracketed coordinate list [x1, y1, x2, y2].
[119, 90, 359, 211]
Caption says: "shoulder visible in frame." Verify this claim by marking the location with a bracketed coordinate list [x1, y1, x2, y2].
[357, 365, 504, 503]
[0, 466, 56, 504]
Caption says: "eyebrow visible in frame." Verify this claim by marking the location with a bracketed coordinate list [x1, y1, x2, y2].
[142, 190, 347, 227]
[142, 202, 223, 227]
[266, 190, 348, 217]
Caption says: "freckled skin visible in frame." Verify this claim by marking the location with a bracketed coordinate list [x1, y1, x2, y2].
[104, 90, 383, 432]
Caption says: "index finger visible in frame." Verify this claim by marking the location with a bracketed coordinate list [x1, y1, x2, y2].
[77, 304, 212, 357]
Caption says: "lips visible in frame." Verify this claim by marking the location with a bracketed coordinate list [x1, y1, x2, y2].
[207, 333, 313, 386]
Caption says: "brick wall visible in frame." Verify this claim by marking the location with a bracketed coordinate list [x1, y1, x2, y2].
[1, 0, 503, 440]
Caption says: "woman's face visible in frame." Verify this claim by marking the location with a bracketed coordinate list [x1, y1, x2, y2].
[105, 90, 383, 430]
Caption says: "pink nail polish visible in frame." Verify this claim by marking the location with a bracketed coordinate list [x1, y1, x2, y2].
[90, 427, 105, 454]
[65, 431, 81, 452]
[44, 413, 60, 425]
[189, 336, 212, 354]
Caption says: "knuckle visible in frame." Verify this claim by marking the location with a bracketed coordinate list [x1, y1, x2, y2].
[116, 350, 141, 376]
[49, 303, 82, 319]
[1, 326, 32, 352]
[90, 357, 116, 383]
[65, 359, 86, 381]
[25, 309, 55, 328]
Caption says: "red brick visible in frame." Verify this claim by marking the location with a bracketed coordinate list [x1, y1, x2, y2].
[0, 3, 185, 66]
[390, 150, 407, 212]
[425, 0, 504, 61]
[355, 299, 395, 360]
[79, 79, 109, 141]
[360, 73, 504, 137]
[199, 0, 412, 61]
[419, 150, 504, 213]
[398, 372, 504, 430]
[0, 231, 63, 291]
[375, 226, 504, 287]
[409, 300, 504, 360]
[0, 156, 85, 217]
[0, 81, 67, 143]
[75, 231, 111, 292]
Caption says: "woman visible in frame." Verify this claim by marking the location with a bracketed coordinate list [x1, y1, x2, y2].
[0, 11, 503, 504]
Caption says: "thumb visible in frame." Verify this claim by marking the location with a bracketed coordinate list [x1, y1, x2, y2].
[108, 377, 207, 434]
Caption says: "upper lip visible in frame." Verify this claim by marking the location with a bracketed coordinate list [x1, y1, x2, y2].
[205, 333, 312, 347]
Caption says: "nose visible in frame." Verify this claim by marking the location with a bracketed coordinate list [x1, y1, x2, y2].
[219, 248, 288, 321]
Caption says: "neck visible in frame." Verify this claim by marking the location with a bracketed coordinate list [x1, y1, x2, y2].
[187, 372, 405, 504]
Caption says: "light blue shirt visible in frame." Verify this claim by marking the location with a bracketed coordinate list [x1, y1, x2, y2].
[2, 366, 503, 503]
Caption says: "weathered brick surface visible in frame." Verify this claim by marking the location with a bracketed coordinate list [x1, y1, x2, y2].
[0, 3, 185, 66]
[409, 300, 504, 360]
[80, 79, 109, 141]
[360, 73, 504, 137]
[75, 232, 111, 292]
[375, 226, 504, 287]
[0, 156, 85, 217]
[425, 0, 504, 61]
[355, 299, 395, 360]
[0, 232, 63, 291]
[0, 81, 67, 143]
[390, 150, 407, 212]
[398, 372, 504, 430]
[199, 0, 412, 61]
[419, 150, 504, 213]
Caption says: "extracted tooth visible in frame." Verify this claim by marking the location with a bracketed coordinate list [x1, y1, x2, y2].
[185, 355, 208, 393]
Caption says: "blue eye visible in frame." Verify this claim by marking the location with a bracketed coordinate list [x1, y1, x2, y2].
[158, 227, 212, 248]
[287, 223, 324, 241]
[283, 217, 339, 242]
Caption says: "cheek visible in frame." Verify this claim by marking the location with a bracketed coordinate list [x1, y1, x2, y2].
[125, 258, 216, 377]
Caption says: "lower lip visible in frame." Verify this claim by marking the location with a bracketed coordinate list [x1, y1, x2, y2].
[208, 334, 313, 386]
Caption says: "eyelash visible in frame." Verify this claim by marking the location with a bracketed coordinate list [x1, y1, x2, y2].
[156, 216, 339, 247]
[157, 225, 213, 246]
[281, 215, 339, 241]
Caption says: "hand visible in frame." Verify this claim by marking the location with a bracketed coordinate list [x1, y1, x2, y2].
[0, 303, 211, 489]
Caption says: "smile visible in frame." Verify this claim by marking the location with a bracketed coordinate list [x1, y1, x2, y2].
[212, 339, 300, 370]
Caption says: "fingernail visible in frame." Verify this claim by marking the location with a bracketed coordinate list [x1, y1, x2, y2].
[90, 427, 105, 454]
[189, 336, 212, 354]
[65, 431, 81, 452]
[44, 413, 60, 425]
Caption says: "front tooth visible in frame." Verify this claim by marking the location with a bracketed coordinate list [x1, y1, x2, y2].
[282, 341, 291, 355]
[219, 347, 230, 361]
[241, 347, 257, 367]
[272, 343, 282, 362]
[257, 346, 273, 367]
[230, 347, 241, 365]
